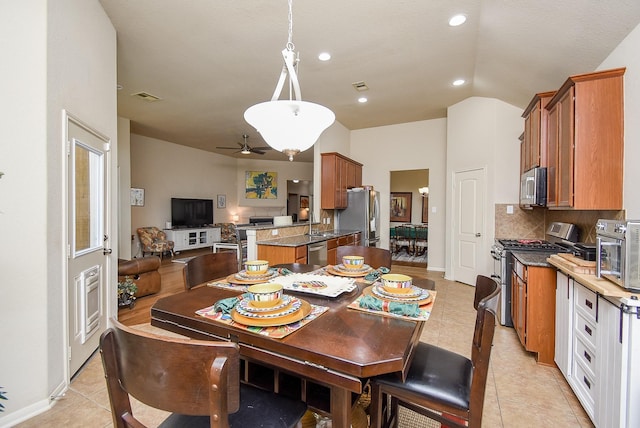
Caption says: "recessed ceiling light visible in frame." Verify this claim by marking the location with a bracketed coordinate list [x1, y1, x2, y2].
[358, 97, 368, 103]
[452, 79, 465, 86]
[318, 52, 331, 61]
[449, 14, 467, 26]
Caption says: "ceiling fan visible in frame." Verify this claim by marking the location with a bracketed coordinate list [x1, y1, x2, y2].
[216, 134, 273, 155]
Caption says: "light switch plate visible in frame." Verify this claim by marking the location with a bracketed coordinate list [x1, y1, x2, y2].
[507, 205, 514, 214]
[272, 229, 278, 235]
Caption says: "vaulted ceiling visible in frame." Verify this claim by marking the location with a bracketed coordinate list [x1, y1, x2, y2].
[99, 0, 640, 162]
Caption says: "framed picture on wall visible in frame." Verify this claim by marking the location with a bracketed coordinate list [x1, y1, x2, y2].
[422, 197, 429, 223]
[300, 195, 309, 208]
[130, 188, 145, 206]
[245, 171, 278, 199]
[217, 194, 226, 209]
[390, 192, 412, 222]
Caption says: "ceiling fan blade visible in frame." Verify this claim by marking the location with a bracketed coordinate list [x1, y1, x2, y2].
[251, 149, 266, 155]
[252, 146, 273, 151]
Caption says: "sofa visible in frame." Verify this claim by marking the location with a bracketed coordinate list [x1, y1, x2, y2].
[118, 256, 161, 298]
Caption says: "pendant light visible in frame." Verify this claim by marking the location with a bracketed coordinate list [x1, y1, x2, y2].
[244, 0, 335, 161]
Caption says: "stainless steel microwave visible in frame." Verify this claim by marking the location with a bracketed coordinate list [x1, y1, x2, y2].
[520, 167, 547, 207]
[596, 219, 640, 292]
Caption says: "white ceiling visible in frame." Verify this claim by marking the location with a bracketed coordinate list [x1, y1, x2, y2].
[99, 0, 640, 163]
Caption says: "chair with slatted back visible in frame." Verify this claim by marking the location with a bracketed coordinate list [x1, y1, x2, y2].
[414, 225, 428, 257]
[370, 275, 500, 428]
[100, 318, 307, 428]
[336, 245, 392, 269]
[394, 224, 413, 255]
[183, 252, 238, 291]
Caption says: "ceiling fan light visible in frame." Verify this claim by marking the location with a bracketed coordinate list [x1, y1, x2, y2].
[244, 100, 335, 157]
[240, 148, 251, 155]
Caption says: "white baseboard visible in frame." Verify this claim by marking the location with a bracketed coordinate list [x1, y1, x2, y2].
[0, 398, 54, 428]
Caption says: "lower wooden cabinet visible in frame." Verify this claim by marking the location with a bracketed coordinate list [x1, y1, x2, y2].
[511, 257, 556, 365]
[257, 244, 307, 265]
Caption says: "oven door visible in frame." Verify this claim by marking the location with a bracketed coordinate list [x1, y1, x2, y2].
[597, 236, 623, 286]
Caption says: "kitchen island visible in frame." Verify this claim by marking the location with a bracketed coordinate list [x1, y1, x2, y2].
[254, 229, 361, 265]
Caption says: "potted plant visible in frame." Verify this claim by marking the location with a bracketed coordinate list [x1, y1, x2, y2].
[118, 276, 138, 309]
[0, 387, 7, 412]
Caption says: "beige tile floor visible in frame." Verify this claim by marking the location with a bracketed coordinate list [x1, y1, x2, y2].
[16, 273, 594, 428]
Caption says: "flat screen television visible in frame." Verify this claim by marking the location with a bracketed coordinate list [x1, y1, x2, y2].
[171, 198, 214, 228]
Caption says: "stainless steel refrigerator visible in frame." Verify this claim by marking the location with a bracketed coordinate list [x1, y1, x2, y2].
[338, 189, 380, 247]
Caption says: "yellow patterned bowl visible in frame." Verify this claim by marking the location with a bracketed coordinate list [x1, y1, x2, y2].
[247, 283, 283, 308]
[342, 255, 365, 270]
[244, 260, 269, 276]
[381, 274, 413, 294]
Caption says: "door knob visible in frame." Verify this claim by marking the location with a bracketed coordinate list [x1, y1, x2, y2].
[475, 233, 481, 237]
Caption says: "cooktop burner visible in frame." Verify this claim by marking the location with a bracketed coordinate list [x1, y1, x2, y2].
[497, 239, 570, 252]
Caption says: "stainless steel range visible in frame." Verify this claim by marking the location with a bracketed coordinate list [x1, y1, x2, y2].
[491, 222, 578, 326]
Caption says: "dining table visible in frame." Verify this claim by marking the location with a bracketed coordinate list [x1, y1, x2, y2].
[150, 263, 435, 428]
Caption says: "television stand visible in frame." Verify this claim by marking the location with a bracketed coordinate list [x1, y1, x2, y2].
[164, 227, 221, 252]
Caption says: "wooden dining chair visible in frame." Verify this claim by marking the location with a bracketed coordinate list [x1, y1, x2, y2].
[413, 225, 428, 256]
[394, 225, 413, 255]
[370, 275, 500, 428]
[183, 252, 238, 290]
[100, 318, 307, 428]
[336, 245, 392, 269]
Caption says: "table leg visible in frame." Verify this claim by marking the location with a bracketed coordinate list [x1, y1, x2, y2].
[330, 386, 352, 428]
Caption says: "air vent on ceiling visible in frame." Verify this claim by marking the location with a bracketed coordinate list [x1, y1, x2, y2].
[131, 91, 162, 102]
[352, 81, 369, 92]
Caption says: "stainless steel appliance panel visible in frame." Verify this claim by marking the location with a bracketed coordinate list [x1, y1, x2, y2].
[520, 167, 547, 207]
[307, 241, 327, 266]
[338, 190, 380, 244]
[596, 219, 640, 291]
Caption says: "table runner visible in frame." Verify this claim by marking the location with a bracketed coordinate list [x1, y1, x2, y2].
[196, 301, 329, 339]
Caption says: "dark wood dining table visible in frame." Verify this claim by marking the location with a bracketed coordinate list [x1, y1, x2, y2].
[150, 264, 435, 427]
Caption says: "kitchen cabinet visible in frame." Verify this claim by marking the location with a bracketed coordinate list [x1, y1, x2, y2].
[511, 257, 557, 365]
[554, 271, 573, 378]
[545, 67, 625, 209]
[327, 233, 360, 265]
[257, 244, 307, 265]
[552, 270, 640, 427]
[164, 227, 221, 252]
[321, 152, 363, 209]
[521, 91, 555, 173]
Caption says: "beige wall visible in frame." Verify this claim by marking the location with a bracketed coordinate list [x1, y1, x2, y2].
[0, 0, 117, 424]
[129, 134, 314, 253]
[351, 119, 447, 271]
[390, 169, 429, 226]
[446, 97, 523, 280]
[118, 118, 132, 259]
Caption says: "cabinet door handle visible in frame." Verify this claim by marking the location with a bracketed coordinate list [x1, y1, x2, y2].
[584, 351, 591, 363]
[585, 299, 593, 309]
[584, 325, 592, 336]
[583, 376, 591, 389]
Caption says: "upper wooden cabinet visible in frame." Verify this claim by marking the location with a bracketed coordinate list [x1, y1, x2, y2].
[521, 91, 556, 173]
[545, 68, 625, 210]
[321, 152, 362, 209]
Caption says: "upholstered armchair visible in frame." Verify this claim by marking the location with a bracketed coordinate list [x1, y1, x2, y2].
[137, 226, 175, 258]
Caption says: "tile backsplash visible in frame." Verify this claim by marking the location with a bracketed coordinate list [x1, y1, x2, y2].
[495, 204, 624, 243]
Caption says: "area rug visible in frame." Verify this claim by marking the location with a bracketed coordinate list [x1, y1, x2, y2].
[392, 250, 428, 264]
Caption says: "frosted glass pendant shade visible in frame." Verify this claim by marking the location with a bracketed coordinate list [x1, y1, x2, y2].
[244, 99, 335, 156]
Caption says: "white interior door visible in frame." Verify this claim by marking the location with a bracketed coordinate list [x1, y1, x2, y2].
[67, 116, 111, 376]
[452, 168, 485, 285]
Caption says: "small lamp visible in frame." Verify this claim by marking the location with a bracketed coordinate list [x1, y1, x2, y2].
[419, 187, 429, 197]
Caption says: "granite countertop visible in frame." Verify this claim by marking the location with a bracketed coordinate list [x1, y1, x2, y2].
[256, 230, 360, 247]
[511, 251, 555, 267]
[238, 222, 320, 231]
